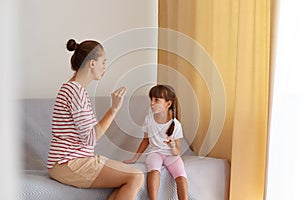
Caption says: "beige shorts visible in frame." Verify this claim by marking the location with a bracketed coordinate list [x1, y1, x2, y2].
[48, 155, 108, 188]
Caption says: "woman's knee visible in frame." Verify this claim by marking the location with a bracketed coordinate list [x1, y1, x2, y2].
[130, 169, 144, 187]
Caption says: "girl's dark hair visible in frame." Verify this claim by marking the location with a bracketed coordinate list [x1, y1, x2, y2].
[66, 39, 104, 71]
[149, 85, 178, 136]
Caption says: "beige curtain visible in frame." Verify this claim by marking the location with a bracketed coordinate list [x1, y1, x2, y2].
[158, 0, 271, 199]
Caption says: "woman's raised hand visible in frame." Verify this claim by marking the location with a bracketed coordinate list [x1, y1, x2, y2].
[111, 87, 127, 115]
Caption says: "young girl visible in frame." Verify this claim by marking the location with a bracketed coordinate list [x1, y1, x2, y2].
[124, 85, 188, 200]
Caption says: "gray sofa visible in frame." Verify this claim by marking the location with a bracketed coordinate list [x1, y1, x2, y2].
[19, 97, 230, 200]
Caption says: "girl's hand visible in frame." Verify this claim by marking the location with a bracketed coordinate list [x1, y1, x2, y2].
[111, 87, 126, 115]
[123, 158, 137, 164]
[164, 136, 176, 148]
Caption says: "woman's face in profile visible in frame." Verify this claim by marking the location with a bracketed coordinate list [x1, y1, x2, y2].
[93, 51, 106, 80]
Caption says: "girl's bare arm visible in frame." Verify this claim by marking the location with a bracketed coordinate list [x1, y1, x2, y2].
[123, 135, 149, 164]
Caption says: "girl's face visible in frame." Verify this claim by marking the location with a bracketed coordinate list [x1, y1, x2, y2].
[92, 51, 106, 80]
[150, 97, 171, 114]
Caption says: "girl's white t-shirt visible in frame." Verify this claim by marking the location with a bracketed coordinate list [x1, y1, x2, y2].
[142, 113, 183, 155]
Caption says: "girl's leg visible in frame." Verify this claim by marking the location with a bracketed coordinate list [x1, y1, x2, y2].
[165, 156, 188, 200]
[89, 159, 144, 200]
[175, 176, 188, 200]
[145, 153, 163, 200]
[147, 170, 160, 200]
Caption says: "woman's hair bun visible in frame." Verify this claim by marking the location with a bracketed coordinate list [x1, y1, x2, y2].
[66, 39, 78, 51]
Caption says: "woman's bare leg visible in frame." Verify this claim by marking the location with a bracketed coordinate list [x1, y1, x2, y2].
[147, 170, 160, 200]
[89, 159, 144, 200]
[175, 176, 188, 200]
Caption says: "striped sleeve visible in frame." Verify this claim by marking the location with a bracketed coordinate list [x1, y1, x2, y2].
[71, 108, 97, 146]
[67, 82, 97, 146]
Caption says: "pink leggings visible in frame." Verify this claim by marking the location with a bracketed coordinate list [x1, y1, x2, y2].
[145, 152, 187, 179]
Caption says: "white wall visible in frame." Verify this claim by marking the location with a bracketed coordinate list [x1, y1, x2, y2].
[19, 0, 158, 98]
[1, 0, 21, 199]
[0, 1, 157, 197]
[266, 1, 300, 200]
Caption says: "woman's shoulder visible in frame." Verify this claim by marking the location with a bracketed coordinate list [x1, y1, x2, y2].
[55, 81, 86, 103]
[60, 81, 85, 95]
[62, 81, 81, 90]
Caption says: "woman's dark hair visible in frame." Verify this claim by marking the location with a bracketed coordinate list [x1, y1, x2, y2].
[149, 85, 178, 136]
[66, 39, 104, 71]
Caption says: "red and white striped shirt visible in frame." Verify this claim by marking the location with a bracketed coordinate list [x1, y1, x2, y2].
[47, 81, 97, 169]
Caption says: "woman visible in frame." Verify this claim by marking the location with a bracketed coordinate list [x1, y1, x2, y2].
[47, 39, 144, 200]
